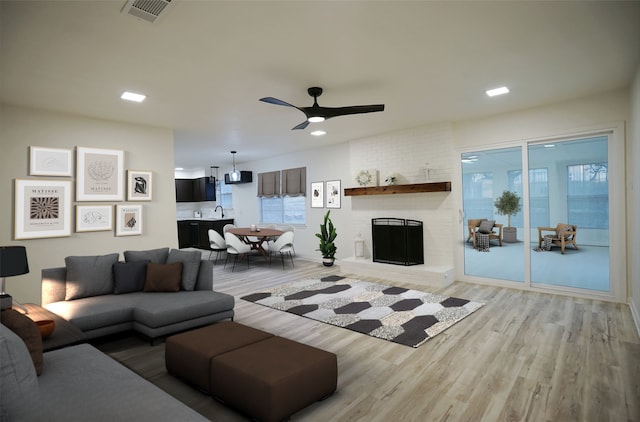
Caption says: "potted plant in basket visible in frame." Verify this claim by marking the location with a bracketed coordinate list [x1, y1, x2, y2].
[316, 210, 337, 266]
[494, 190, 521, 243]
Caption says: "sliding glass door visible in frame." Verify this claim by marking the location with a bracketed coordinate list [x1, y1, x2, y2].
[462, 146, 524, 282]
[529, 136, 609, 292]
[461, 135, 611, 294]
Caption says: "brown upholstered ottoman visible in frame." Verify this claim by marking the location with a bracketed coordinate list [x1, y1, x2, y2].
[165, 321, 273, 393]
[210, 336, 337, 422]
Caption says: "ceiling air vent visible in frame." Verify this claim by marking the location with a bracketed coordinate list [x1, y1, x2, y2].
[121, 0, 174, 24]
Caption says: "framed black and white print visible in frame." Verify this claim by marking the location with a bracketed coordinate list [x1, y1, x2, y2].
[76, 205, 113, 232]
[311, 181, 324, 208]
[14, 179, 72, 239]
[29, 146, 73, 176]
[116, 204, 142, 236]
[127, 170, 152, 201]
[326, 180, 341, 209]
[76, 147, 124, 201]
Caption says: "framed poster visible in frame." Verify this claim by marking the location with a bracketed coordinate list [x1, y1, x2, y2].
[76, 205, 113, 232]
[326, 180, 341, 209]
[76, 147, 124, 201]
[127, 170, 152, 201]
[116, 204, 142, 236]
[29, 146, 73, 176]
[14, 179, 72, 239]
[311, 181, 324, 208]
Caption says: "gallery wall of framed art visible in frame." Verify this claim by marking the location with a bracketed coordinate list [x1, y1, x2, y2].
[14, 145, 153, 239]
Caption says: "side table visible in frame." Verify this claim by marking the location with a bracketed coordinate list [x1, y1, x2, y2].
[22, 303, 86, 351]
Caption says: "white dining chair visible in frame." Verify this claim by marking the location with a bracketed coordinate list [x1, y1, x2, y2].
[223, 223, 235, 233]
[207, 229, 227, 265]
[280, 225, 296, 256]
[268, 230, 295, 269]
[224, 231, 252, 271]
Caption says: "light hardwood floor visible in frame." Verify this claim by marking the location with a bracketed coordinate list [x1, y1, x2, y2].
[95, 258, 640, 422]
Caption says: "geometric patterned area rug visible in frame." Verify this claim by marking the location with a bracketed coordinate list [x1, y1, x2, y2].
[241, 275, 484, 348]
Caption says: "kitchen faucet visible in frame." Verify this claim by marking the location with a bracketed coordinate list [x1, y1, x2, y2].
[214, 205, 224, 218]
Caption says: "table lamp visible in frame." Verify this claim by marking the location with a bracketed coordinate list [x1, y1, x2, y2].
[0, 246, 30, 310]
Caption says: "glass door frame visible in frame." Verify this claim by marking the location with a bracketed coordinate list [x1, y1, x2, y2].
[455, 122, 626, 303]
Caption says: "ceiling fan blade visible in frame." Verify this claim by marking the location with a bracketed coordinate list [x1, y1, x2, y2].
[320, 104, 385, 119]
[259, 97, 297, 108]
[292, 120, 310, 130]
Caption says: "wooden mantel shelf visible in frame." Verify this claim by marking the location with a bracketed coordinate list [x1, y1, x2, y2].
[344, 181, 451, 196]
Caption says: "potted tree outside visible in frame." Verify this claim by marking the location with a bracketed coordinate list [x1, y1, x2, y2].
[494, 190, 521, 243]
[315, 210, 337, 266]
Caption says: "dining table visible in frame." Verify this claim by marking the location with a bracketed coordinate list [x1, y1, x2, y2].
[227, 227, 284, 261]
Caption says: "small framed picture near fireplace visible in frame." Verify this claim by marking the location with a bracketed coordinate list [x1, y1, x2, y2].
[326, 180, 341, 209]
[311, 181, 324, 208]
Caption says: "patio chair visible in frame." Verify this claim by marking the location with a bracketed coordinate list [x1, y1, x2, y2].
[537, 224, 578, 254]
[468, 218, 503, 248]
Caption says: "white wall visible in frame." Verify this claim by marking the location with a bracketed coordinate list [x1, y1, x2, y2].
[0, 104, 178, 304]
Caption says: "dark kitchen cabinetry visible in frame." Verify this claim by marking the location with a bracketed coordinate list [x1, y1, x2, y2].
[177, 219, 234, 250]
[175, 177, 216, 203]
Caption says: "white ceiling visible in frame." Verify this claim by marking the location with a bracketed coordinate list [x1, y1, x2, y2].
[2, 1, 639, 170]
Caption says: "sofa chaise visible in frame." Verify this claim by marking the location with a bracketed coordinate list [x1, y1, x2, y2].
[41, 248, 234, 340]
[1, 311, 208, 421]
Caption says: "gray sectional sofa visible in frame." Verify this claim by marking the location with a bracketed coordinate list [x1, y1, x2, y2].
[41, 247, 235, 340]
[0, 317, 209, 421]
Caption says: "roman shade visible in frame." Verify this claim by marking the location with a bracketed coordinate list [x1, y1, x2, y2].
[257, 171, 280, 198]
[282, 167, 306, 197]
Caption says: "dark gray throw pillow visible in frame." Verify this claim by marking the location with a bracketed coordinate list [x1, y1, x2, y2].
[477, 220, 495, 234]
[65, 253, 120, 300]
[166, 249, 201, 291]
[123, 247, 169, 264]
[113, 260, 149, 294]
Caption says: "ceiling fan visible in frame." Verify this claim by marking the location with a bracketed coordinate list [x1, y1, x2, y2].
[259, 87, 385, 130]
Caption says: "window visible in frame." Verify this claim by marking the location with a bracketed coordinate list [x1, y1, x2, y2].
[509, 168, 549, 228]
[567, 163, 608, 229]
[528, 168, 549, 228]
[261, 196, 306, 224]
[258, 167, 306, 224]
[462, 171, 494, 222]
[216, 179, 233, 209]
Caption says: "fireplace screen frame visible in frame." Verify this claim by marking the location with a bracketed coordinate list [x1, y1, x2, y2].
[371, 218, 424, 266]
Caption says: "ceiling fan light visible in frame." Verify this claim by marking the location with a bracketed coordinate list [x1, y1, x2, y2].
[308, 116, 325, 123]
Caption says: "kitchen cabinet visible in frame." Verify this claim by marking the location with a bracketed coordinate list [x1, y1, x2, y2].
[177, 219, 234, 250]
[175, 177, 216, 203]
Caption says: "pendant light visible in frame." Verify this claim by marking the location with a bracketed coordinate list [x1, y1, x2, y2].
[229, 151, 241, 182]
[209, 166, 219, 186]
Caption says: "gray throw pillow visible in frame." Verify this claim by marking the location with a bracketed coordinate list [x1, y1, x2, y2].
[65, 253, 120, 300]
[166, 249, 201, 291]
[477, 220, 495, 234]
[123, 248, 169, 264]
[113, 260, 149, 294]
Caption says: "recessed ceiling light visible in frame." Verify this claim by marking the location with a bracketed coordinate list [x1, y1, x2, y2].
[175, 167, 184, 171]
[311, 130, 326, 136]
[486, 86, 509, 97]
[121, 91, 146, 102]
